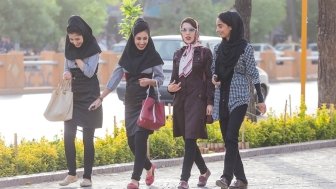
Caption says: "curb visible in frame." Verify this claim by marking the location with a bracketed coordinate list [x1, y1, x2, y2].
[1, 139, 335, 188]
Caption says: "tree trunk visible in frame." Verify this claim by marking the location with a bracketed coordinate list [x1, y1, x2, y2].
[234, 0, 251, 41]
[286, 0, 299, 42]
[234, 0, 256, 121]
[318, 0, 336, 107]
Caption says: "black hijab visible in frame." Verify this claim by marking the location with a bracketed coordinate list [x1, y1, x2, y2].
[118, 18, 164, 74]
[65, 15, 101, 60]
[215, 11, 247, 81]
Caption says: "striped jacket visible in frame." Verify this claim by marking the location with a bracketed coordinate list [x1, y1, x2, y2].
[212, 43, 260, 120]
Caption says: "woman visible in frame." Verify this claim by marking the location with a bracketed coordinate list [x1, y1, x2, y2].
[59, 15, 103, 187]
[89, 18, 164, 189]
[212, 11, 266, 189]
[167, 17, 214, 189]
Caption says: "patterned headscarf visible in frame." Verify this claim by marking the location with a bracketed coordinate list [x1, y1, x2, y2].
[179, 17, 201, 78]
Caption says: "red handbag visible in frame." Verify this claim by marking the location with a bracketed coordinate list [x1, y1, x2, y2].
[137, 81, 166, 130]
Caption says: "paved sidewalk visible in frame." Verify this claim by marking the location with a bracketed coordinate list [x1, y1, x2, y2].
[1, 140, 336, 189]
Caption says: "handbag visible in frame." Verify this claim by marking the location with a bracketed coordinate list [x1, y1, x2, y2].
[44, 79, 73, 121]
[137, 80, 165, 130]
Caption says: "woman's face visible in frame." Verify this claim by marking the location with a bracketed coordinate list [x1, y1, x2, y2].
[180, 22, 197, 44]
[68, 33, 84, 48]
[134, 31, 149, 50]
[216, 18, 231, 40]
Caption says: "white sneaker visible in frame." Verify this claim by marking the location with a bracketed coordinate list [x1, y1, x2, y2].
[59, 175, 78, 186]
[80, 178, 92, 187]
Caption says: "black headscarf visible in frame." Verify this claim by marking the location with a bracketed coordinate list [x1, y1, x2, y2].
[118, 18, 164, 74]
[215, 11, 247, 81]
[65, 15, 101, 60]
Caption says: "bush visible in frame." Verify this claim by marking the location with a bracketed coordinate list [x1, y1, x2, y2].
[314, 104, 336, 139]
[150, 118, 184, 159]
[0, 138, 16, 176]
[206, 122, 222, 143]
[15, 138, 58, 174]
[1, 106, 336, 178]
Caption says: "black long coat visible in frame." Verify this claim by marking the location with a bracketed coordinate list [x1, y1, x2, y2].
[170, 46, 214, 139]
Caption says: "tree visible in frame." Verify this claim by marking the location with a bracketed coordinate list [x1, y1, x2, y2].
[317, 0, 336, 106]
[153, 0, 223, 36]
[119, 0, 143, 39]
[234, 0, 251, 40]
[54, 0, 108, 38]
[0, 0, 108, 52]
[250, 0, 286, 43]
[0, 0, 60, 52]
[282, 0, 318, 43]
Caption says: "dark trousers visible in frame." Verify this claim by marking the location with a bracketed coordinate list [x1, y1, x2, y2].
[127, 131, 152, 181]
[181, 139, 208, 182]
[219, 104, 248, 184]
[63, 124, 95, 179]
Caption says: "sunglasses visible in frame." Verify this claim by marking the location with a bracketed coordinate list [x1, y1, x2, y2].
[180, 28, 197, 33]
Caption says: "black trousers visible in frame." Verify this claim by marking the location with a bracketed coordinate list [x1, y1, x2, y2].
[219, 104, 248, 184]
[127, 131, 152, 181]
[180, 139, 208, 182]
[63, 124, 96, 179]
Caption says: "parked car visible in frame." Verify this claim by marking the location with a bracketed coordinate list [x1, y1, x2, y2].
[308, 43, 318, 56]
[117, 35, 270, 105]
[274, 43, 301, 52]
[251, 43, 282, 61]
[111, 41, 126, 53]
[308, 43, 318, 64]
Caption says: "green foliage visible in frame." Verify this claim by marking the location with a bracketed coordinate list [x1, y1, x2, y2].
[15, 138, 58, 174]
[206, 122, 222, 143]
[155, 0, 223, 36]
[282, 0, 318, 43]
[0, 0, 108, 52]
[250, 0, 286, 42]
[149, 125, 184, 159]
[109, 128, 133, 163]
[53, 139, 67, 170]
[0, 139, 16, 177]
[314, 104, 336, 139]
[1, 105, 336, 178]
[0, 0, 61, 51]
[119, 0, 143, 39]
[95, 134, 116, 165]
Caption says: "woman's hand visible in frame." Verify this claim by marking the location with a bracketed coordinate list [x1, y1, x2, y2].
[206, 105, 213, 115]
[256, 102, 267, 115]
[88, 98, 102, 111]
[212, 75, 221, 88]
[167, 80, 181, 92]
[63, 71, 72, 80]
[139, 78, 154, 87]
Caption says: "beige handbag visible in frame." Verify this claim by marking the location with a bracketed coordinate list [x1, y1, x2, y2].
[44, 79, 73, 121]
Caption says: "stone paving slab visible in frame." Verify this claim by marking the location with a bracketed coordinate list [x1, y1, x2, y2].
[1, 139, 336, 189]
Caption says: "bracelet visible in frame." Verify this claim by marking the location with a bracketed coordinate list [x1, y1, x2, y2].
[98, 97, 103, 102]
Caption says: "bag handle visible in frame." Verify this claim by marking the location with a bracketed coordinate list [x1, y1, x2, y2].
[145, 80, 161, 102]
[58, 79, 71, 91]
